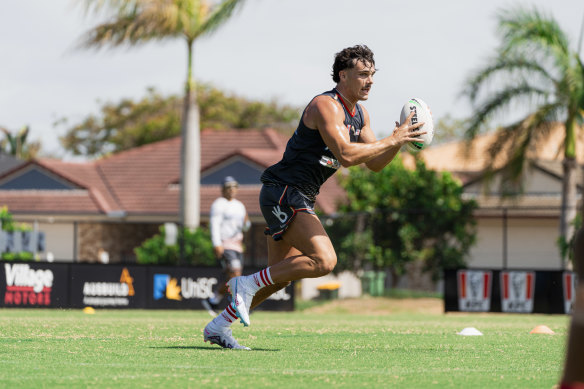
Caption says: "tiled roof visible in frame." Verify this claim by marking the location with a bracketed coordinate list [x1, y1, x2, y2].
[405, 122, 584, 210]
[413, 122, 584, 174]
[0, 128, 347, 218]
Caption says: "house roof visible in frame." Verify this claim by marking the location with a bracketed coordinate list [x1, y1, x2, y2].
[0, 152, 24, 175]
[410, 122, 584, 175]
[0, 128, 347, 219]
[405, 122, 584, 211]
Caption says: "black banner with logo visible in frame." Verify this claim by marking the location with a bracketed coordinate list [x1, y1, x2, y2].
[70, 265, 147, 308]
[147, 266, 294, 311]
[149, 266, 220, 309]
[444, 269, 576, 314]
[0, 261, 294, 311]
[0, 262, 69, 308]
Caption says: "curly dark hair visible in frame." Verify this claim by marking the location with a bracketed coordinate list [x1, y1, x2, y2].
[331, 45, 375, 83]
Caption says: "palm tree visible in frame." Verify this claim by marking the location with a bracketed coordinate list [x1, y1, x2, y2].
[463, 6, 584, 266]
[0, 125, 41, 160]
[77, 0, 245, 229]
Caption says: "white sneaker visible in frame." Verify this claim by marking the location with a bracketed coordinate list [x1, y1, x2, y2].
[227, 277, 255, 327]
[203, 320, 250, 350]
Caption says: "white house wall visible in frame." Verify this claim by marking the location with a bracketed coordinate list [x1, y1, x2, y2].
[37, 222, 75, 262]
[468, 217, 562, 270]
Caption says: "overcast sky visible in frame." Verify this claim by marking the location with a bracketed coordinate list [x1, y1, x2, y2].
[1, 0, 583, 159]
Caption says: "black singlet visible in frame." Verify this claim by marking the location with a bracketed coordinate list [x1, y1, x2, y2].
[260, 88, 364, 202]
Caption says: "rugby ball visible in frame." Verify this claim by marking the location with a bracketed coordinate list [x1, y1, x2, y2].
[399, 98, 434, 152]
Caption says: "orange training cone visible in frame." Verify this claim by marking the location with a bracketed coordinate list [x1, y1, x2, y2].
[529, 325, 554, 334]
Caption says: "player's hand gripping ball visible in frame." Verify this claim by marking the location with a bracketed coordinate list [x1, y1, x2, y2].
[399, 98, 434, 152]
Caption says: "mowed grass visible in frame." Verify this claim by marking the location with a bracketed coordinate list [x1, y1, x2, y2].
[0, 298, 569, 388]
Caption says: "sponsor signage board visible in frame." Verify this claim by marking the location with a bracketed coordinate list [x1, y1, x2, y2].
[70, 265, 147, 308]
[500, 271, 535, 313]
[148, 266, 294, 311]
[563, 271, 578, 314]
[0, 261, 292, 312]
[457, 270, 492, 312]
[445, 269, 575, 314]
[0, 262, 69, 308]
[149, 266, 220, 309]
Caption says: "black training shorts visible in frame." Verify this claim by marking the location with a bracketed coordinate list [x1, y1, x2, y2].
[220, 249, 243, 270]
[259, 184, 316, 241]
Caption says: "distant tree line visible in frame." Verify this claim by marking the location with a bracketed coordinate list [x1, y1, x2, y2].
[56, 85, 301, 158]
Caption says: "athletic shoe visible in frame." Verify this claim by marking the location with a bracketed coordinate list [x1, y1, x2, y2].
[203, 320, 250, 350]
[227, 277, 254, 327]
[201, 298, 218, 317]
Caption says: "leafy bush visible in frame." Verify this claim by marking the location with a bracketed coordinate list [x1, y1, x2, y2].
[135, 225, 215, 266]
[325, 156, 477, 284]
[2, 252, 33, 261]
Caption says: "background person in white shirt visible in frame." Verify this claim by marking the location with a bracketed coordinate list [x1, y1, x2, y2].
[202, 176, 251, 316]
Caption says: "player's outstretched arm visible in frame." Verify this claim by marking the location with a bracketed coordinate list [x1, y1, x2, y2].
[309, 97, 425, 168]
[358, 108, 416, 172]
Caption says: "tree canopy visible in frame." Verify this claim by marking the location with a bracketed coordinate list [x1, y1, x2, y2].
[0, 125, 41, 160]
[58, 85, 300, 157]
[77, 0, 247, 229]
[324, 156, 477, 285]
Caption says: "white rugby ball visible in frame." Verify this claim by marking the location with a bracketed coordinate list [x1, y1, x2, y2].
[399, 98, 434, 152]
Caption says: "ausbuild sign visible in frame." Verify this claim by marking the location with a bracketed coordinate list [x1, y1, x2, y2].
[70, 265, 147, 308]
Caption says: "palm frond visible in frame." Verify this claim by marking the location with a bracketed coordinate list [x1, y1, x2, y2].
[481, 103, 559, 194]
[498, 6, 570, 58]
[464, 83, 549, 141]
[463, 55, 556, 102]
[80, 0, 141, 18]
[196, 0, 243, 39]
[77, 0, 245, 49]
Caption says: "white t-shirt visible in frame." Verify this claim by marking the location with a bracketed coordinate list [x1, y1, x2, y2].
[209, 197, 248, 252]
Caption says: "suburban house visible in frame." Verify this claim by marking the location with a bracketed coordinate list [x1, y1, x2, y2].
[0, 128, 346, 265]
[409, 122, 584, 271]
[0, 123, 580, 298]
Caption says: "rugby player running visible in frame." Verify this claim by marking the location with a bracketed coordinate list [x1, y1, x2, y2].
[204, 44, 426, 349]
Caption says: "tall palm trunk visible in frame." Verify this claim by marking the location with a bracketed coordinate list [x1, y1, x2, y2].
[561, 157, 578, 268]
[180, 40, 201, 230]
[560, 116, 578, 268]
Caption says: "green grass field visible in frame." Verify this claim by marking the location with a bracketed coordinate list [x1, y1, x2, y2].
[0, 297, 569, 388]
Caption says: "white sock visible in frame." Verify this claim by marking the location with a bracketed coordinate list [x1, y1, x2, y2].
[245, 267, 274, 294]
[213, 303, 238, 328]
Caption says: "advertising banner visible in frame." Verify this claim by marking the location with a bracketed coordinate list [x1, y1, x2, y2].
[149, 266, 220, 309]
[457, 270, 492, 312]
[70, 265, 147, 308]
[147, 266, 294, 311]
[563, 271, 578, 314]
[500, 271, 535, 313]
[0, 261, 291, 312]
[0, 262, 69, 308]
[445, 269, 575, 314]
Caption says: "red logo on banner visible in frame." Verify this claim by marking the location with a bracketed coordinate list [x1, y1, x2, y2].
[501, 271, 535, 313]
[563, 272, 578, 314]
[457, 270, 492, 312]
